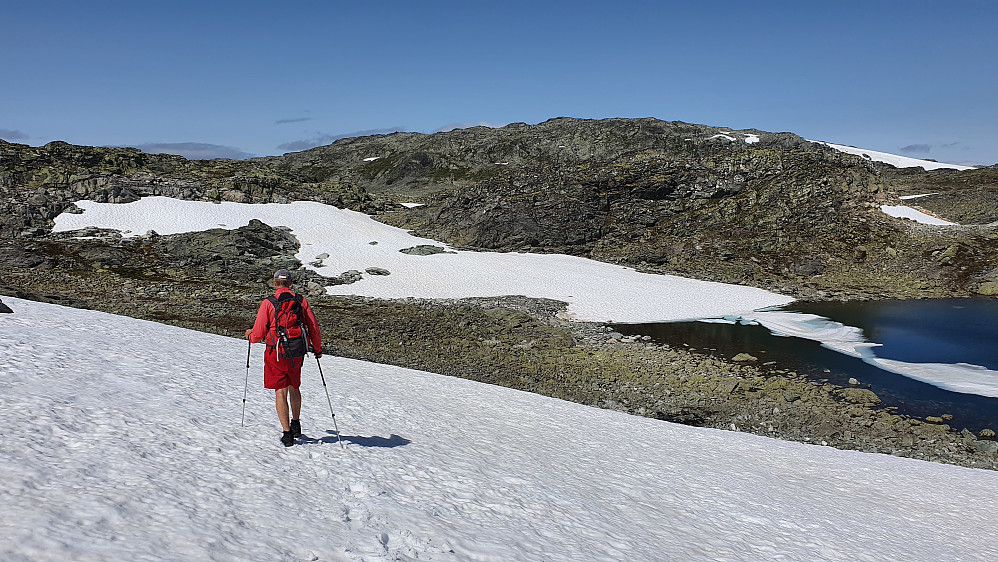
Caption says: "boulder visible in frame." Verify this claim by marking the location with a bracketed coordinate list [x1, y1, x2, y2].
[306, 281, 325, 295]
[334, 270, 363, 285]
[732, 353, 757, 362]
[837, 388, 881, 406]
[399, 245, 455, 256]
[980, 429, 996, 441]
[365, 267, 391, 276]
[0, 298, 12, 313]
[715, 379, 740, 395]
[977, 281, 998, 296]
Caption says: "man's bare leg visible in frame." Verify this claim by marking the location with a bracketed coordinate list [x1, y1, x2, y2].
[275, 387, 291, 432]
[290, 386, 302, 421]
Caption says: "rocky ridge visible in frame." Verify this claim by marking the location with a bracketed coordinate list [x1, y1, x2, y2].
[0, 140, 383, 239]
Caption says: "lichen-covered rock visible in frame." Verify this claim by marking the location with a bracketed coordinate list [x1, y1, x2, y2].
[977, 281, 998, 296]
[838, 388, 882, 405]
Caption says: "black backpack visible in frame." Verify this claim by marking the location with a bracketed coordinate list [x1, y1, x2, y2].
[266, 292, 311, 360]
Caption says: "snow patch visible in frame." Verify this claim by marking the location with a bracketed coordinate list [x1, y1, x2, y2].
[363, 156, 381, 162]
[813, 141, 973, 171]
[708, 132, 759, 144]
[880, 205, 957, 226]
[52, 197, 794, 323]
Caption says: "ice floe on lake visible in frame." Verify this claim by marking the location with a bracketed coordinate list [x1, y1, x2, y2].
[730, 310, 998, 398]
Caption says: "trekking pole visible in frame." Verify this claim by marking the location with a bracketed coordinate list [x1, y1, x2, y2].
[315, 355, 344, 449]
[241, 340, 251, 426]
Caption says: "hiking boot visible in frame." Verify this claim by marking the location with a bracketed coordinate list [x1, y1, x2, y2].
[290, 419, 302, 438]
[281, 430, 295, 447]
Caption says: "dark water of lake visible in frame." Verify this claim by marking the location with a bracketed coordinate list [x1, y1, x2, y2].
[615, 298, 998, 433]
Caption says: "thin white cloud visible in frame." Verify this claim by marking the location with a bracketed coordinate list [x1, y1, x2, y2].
[434, 121, 502, 133]
[0, 128, 29, 141]
[276, 127, 405, 152]
[275, 117, 313, 125]
[129, 142, 255, 160]
[899, 143, 931, 154]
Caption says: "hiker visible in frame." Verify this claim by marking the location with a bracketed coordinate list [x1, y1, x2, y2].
[245, 269, 323, 447]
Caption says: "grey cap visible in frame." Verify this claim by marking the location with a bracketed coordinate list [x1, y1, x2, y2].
[273, 269, 292, 280]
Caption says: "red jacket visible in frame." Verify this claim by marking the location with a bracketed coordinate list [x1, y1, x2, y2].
[249, 287, 322, 355]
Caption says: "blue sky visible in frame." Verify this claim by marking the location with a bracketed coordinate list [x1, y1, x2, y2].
[2, 0, 996, 164]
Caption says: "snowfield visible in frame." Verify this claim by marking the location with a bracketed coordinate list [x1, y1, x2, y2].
[812, 141, 974, 171]
[3, 295, 998, 561]
[52, 197, 794, 323]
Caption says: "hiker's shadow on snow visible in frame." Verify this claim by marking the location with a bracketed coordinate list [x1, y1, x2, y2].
[300, 431, 411, 448]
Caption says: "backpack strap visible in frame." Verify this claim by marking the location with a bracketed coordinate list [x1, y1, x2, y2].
[264, 295, 281, 349]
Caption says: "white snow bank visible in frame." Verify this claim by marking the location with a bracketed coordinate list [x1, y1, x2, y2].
[899, 193, 938, 200]
[363, 156, 381, 162]
[399, 202, 425, 208]
[3, 295, 998, 561]
[733, 310, 998, 397]
[708, 132, 759, 143]
[52, 197, 794, 323]
[880, 204, 957, 226]
[813, 141, 973, 171]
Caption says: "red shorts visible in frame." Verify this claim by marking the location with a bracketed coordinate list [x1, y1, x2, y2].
[263, 348, 303, 390]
